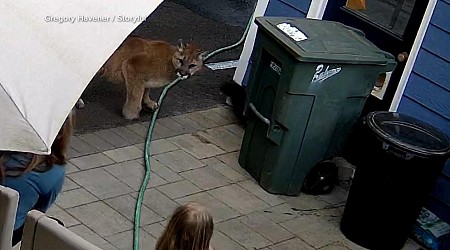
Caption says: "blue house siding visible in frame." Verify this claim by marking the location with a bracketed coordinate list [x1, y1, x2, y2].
[397, 0, 450, 223]
[428, 176, 450, 223]
[265, 0, 310, 16]
[241, 0, 312, 86]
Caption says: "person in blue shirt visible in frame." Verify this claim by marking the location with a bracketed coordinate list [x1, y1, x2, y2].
[1, 109, 76, 246]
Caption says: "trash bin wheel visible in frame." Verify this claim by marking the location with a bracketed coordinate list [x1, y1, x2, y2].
[302, 160, 338, 195]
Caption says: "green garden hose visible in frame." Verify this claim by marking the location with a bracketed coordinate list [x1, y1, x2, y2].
[133, 10, 255, 250]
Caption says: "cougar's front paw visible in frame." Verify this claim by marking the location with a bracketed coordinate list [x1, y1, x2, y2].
[122, 105, 141, 120]
[122, 110, 140, 120]
[144, 100, 159, 111]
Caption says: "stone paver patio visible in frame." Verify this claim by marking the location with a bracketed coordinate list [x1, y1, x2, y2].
[47, 106, 423, 250]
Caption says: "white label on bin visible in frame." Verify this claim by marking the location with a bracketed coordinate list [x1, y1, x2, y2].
[311, 64, 342, 84]
[270, 61, 282, 75]
[276, 23, 307, 42]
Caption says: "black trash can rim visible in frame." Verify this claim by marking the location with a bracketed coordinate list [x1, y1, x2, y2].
[365, 111, 450, 157]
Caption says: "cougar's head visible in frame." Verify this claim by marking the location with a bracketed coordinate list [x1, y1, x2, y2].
[173, 39, 207, 78]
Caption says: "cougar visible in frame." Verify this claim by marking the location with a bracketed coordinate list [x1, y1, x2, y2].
[95, 36, 206, 119]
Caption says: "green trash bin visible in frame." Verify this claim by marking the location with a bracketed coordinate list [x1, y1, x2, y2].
[238, 17, 397, 196]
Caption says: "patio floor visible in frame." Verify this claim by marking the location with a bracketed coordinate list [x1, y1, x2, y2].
[48, 105, 423, 250]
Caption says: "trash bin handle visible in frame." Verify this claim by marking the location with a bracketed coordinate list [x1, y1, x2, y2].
[383, 142, 414, 160]
[345, 26, 396, 63]
[379, 50, 396, 61]
[344, 25, 366, 38]
[248, 103, 270, 125]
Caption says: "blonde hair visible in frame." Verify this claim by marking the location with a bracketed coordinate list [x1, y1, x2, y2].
[0, 108, 76, 178]
[156, 202, 214, 250]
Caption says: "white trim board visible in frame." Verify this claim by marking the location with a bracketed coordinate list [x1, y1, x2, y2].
[307, 0, 329, 19]
[232, 0, 270, 85]
[389, 0, 437, 111]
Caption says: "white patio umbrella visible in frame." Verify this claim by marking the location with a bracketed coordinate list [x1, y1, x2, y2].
[0, 0, 164, 155]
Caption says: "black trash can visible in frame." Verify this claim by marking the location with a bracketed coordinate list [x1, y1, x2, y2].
[340, 111, 450, 250]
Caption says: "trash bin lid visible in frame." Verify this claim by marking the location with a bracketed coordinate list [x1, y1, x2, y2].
[255, 17, 394, 65]
[366, 111, 450, 157]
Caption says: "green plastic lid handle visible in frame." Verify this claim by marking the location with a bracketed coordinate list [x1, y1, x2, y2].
[380, 50, 398, 71]
[342, 24, 381, 51]
[343, 23, 397, 69]
[341, 23, 366, 38]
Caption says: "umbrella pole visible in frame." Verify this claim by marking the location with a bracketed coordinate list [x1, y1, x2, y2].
[134, 9, 255, 250]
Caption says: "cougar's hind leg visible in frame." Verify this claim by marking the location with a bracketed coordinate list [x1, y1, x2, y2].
[143, 88, 158, 111]
[123, 78, 145, 120]
[121, 60, 145, 120]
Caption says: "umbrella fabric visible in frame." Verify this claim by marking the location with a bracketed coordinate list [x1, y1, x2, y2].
[0, 0, 164, 154]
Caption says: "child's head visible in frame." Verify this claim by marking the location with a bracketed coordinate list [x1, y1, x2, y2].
[156, 202, 214, 250]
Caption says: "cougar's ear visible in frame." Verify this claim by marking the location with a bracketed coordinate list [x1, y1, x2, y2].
[178, 39, 186, 51]
[198, 50, 209, 61]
